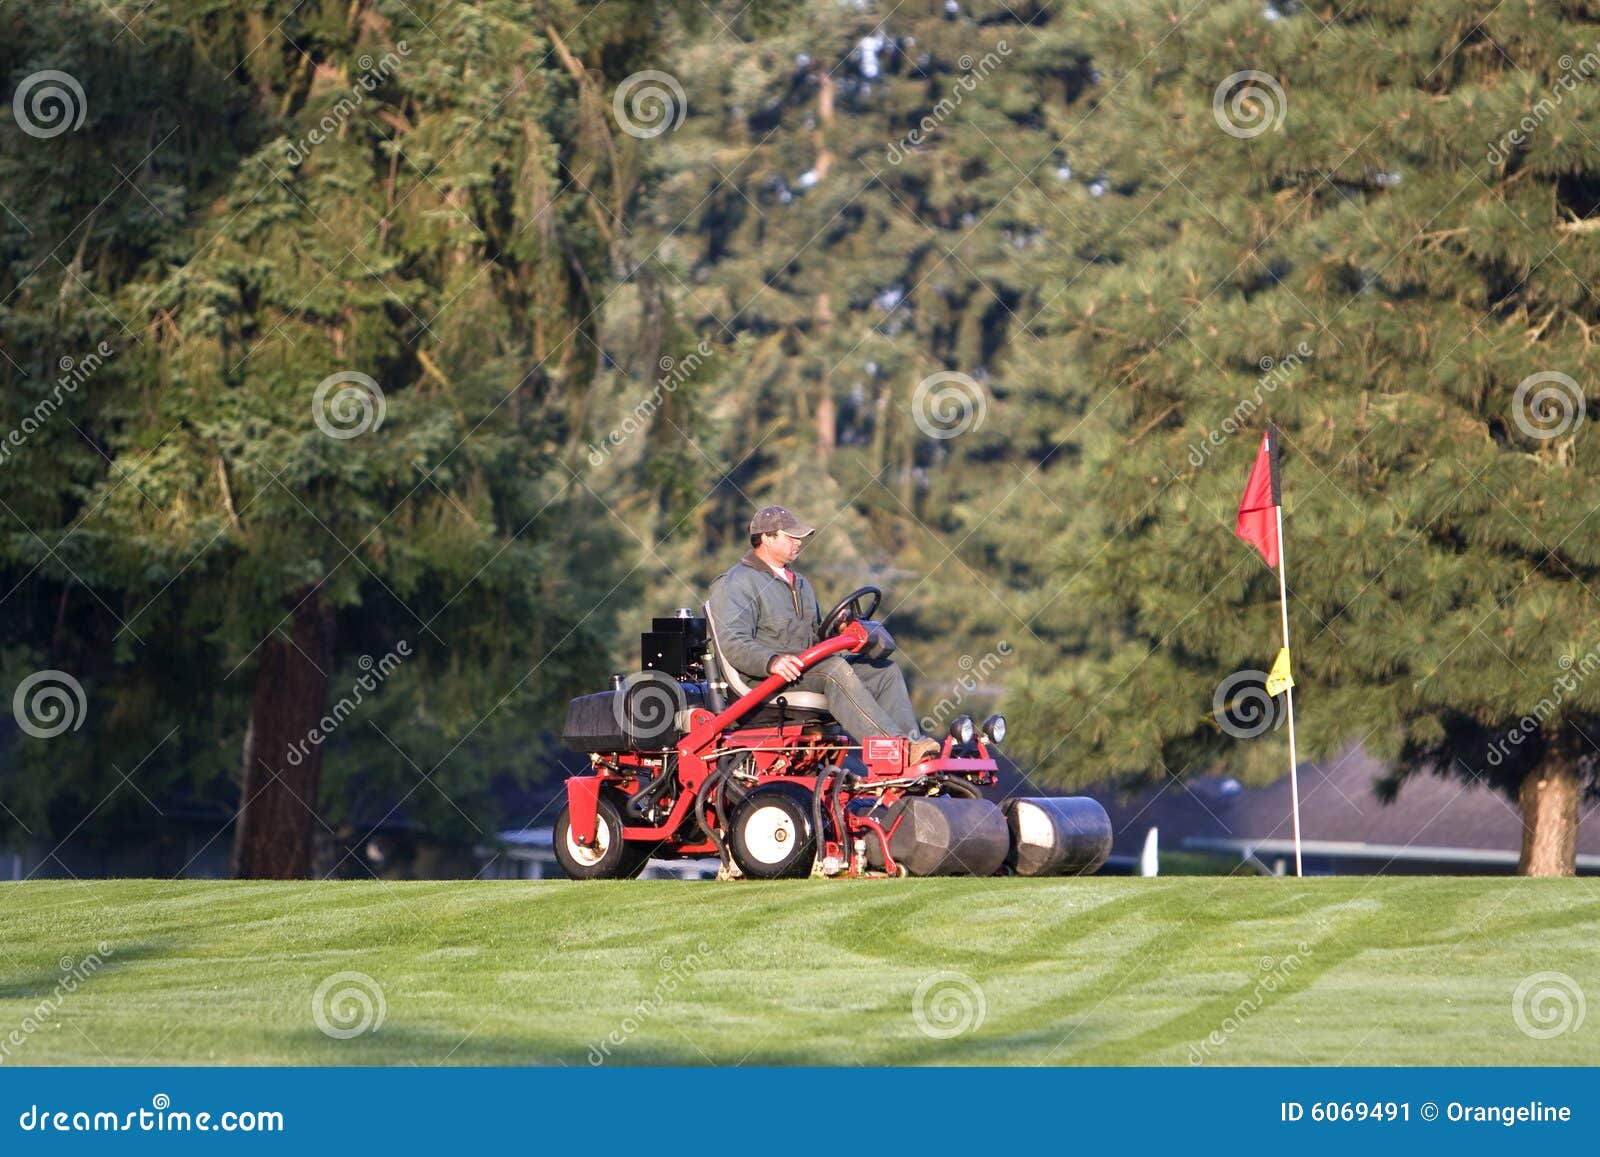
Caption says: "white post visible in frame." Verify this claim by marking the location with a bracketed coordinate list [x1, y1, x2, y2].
[1139, 827, 1159, 877]
[1274, 503, 1303, 877]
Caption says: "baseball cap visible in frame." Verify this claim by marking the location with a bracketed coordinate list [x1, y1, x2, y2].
[749, 505, 816, 538]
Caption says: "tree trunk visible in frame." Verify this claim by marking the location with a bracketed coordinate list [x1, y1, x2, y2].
[815, 391, 836, 458]
[1516, 757, 1580, 877]
[231, 595, 335, 879]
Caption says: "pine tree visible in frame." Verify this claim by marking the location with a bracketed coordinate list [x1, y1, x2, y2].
[1001, 0, 1600, 876]
[1, 0, 681, 874]
[14, 0, 1591, 881]
[587, 0, 1079, 707]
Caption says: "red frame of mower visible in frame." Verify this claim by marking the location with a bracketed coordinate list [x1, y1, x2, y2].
[564, 620, 998, 873]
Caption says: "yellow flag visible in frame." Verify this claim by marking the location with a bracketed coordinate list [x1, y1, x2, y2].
[1266, 647, 1294, 696]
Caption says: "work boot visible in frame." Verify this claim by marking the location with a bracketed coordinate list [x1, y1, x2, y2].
[907, 736, 943, 765]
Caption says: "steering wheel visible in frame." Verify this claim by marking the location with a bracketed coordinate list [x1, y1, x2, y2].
[821, 586, 882, 638]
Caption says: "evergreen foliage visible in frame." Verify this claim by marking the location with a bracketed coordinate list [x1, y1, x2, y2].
[1, 0, 686, 868]
[5, 0, 1598, 874]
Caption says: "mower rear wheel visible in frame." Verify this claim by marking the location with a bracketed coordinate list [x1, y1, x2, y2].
[554, 796, 652, 880]
[729, 788, 815, 879]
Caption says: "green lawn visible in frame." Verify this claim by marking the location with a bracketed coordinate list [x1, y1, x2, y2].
[0, 877, 1594, 1066]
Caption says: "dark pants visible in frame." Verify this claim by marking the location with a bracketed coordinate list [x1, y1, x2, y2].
[791, 654, 924, 742]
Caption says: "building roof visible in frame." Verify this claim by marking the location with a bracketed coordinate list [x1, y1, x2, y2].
[1076, 747, 1600, 866]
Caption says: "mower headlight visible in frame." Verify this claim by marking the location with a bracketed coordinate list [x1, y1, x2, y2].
[949, 714, 976, 745]
[982, 714, 1006, 745]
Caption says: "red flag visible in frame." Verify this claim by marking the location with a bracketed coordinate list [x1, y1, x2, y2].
[1235, 424, 1281, 567]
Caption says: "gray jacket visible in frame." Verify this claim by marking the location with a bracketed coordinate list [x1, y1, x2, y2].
[706, 549, 823, 679]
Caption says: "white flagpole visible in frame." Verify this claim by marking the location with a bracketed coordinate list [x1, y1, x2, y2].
[1274, 501, 1303, 877]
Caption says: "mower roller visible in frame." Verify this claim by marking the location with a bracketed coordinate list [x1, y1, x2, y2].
[551, 587, 1111, 880]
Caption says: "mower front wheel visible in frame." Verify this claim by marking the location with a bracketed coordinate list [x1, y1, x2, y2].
[729, 787, 816, 879]
[554, 796, 652, 880]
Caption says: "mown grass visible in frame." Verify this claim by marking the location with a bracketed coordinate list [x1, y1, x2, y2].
[0, 877, 1594, 1065]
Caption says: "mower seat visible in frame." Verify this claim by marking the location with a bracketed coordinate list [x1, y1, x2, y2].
[703, 601, 833, 723]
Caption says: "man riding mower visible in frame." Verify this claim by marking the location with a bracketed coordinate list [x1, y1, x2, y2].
[551, 506, 1111, 880]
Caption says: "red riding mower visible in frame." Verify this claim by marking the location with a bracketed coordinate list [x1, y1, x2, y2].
[552, 587, 1111, 880]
